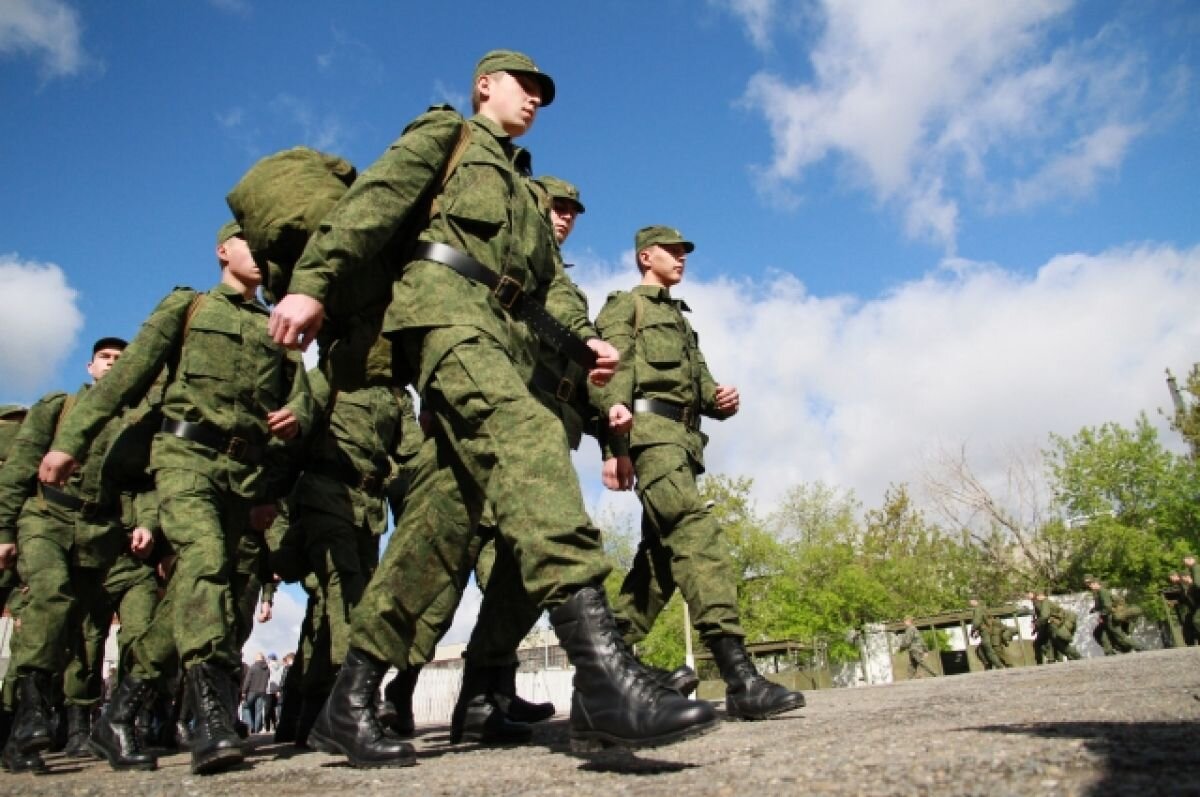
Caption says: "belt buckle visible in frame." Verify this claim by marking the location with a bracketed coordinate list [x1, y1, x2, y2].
[226, 437, 249, 460]
[555, 378, 575, 403]
[493, 276, 523, 311]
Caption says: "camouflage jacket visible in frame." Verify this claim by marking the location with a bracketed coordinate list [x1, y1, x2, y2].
[595, 286, 729, 470]
[286, 108, 588, 393]
[0, 386, 141, 562]
[293, 369, 405, 533]
[53, 283, 311, 500]
[897, 625, 926, 654]
[1092, 587, 1116, 618]
[1040, 599, 1075, 628]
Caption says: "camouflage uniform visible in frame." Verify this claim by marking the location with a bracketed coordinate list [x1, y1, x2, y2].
[594, 285, 744, 644]
[1090, 585, 1139, 654]
[1036, 598, 1080, 660]
[53, 283, 311, 677]
[897, 624, 938, 678]
[286, 108, 609, 669]
[970, 604, 1006, 669]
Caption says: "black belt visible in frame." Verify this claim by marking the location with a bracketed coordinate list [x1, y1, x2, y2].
[633, 398, 700, 431]
[160, 419, 263, 464]
[39, 483, 116, 521]
[305, 459, 386, 495]
[529, 363, 577, 404]
[412, 241, 597, 370]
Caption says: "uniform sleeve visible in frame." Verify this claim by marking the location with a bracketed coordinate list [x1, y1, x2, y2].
[544, 254, 597, 340]
[54, 291, 194, 459]
[286, 109, 465, 303]
[282, 353, 314, 435]
[0, 393, 66, 544]
[695, 338, 723, 418]
[594, 292, 637, 413]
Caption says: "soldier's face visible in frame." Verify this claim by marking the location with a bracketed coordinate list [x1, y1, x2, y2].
[639, 244, 687, 288]
[550, 198, 578, 244]
[218, 235, 262, 293]
[478, 71, 541, 136]
[87, 347, 122, 382]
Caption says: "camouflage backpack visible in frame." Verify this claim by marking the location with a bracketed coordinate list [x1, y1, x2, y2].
[225, 110, 471, 391]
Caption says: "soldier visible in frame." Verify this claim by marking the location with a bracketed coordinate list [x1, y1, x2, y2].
[1034, 592, 1081, 660]
[268, 51, 717, 768]
[1027, 590, 1054, 664]
[39, 221, 312, 774]
[594, 225, 805, 721]
[1086, 576, 1141, 654]
[896, 617, 938, 678]
[1179, 571, 1200, 644]
[968, 598, 1005, 670]
[0, 336, 149, 774]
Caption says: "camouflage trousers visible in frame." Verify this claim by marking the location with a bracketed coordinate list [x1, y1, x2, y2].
[127, 467, 254, 681]
[10, 508, 124, 681]
[63, 551, 159, 707]
[299, 510, 378, 696]
[612, 443, 745, 645]
[349, 330, 609, 668]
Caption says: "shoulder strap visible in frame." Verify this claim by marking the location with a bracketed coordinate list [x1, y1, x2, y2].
[428, 122, 473, 220]
[632, 293, 646, 338]
[53, 393, 78, 439]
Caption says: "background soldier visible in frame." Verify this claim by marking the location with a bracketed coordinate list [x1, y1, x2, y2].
[1034, 592, 1081, 660]
[897, 617, 938, 678]
[1086, 576, 1141, 654]
[968, 598, 1005, 670]
[595, 225, 805, 721]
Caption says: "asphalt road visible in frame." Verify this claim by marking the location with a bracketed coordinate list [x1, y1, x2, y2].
[6, 646, 1199, 796]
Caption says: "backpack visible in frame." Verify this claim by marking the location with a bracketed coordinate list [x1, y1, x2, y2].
[225, 110, 472, 390]
[0, 405, 29, 467]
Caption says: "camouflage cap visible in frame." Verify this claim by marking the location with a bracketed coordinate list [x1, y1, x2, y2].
[474, 49, 555, 107]
[216, 220, 243, 246]
[537, 175, 585, 213]
[92, 336, 128, 354]
[635, 225, 695, 254]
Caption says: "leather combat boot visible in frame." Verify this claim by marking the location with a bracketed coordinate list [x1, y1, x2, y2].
[9, 670, 54, 755]
[306, 648, 415, 768]
[491, 663, 556, 724]
[63, 704, 98, 758]
[185, 663, 245, 775]
[1, 737, 48, 775]
[87, 675, 158, 771]
[377, 665, 420, 738]
[644, 663, 700, 697]
[450, 663, 531, 744]
[550, 586, 718, 752]
[709, 635, 805, 720]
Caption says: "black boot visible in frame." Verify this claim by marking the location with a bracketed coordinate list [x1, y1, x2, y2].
[9, 670, 54, 755]
[377, 666, 419, 738]
[63, 704, 98, 758]
[450, 663, 531, 744]
[1, 737, 48, 775]
[294, 693, 327, 749]
[307, 648, 415, 768]
[549, 586, 718, 752]
[709, 635, 805, 720]
[491, 663, 556, 724]
[644, 664, 700, 697]
[185, 663, 245, 775]
[87, 675, 158, 771]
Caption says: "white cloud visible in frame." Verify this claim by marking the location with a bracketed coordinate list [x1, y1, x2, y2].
[242, 585, 305, 662]
[0, 0, 92, 79]
[713, 0, 782, 51]
[737, 0, 1155, 252]
[0, 255, 83, 396]
[571, 243, 1200, 515]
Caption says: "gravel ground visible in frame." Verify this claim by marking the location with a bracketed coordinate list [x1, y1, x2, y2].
[6, 646, 1199, 796]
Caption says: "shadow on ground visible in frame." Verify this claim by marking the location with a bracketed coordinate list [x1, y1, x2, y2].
[977, 721, 1200, 796]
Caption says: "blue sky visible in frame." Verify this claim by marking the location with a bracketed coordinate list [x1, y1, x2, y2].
[2, 0, 1199, 654]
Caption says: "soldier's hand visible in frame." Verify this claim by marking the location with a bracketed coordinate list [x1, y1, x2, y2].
[249, 503, 279, 532]
[586, 339, 619, 386]
[608, 403, 633, 435]
[257, 601, 273, 623]
[130, 527, 155, 559]
[0, 543, 16, 570]
[267, 408, 299, 440]
[39, 450, 79, 486]
[602, 455, 634, 491]
[269, 294, 325, 350]
[714, 384, 740, 415]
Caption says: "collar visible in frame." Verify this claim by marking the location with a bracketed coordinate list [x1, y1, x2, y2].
[631, 284, 690, 312]
[470, 114, 532, 175]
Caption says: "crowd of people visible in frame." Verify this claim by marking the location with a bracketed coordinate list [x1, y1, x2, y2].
[0, 49, 806, 779]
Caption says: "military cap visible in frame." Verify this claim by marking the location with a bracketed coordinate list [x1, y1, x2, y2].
[1083, 574, 1098, 583]
[635, 225, 695, 254]
[474, 49, 555, 107]
[216, 219, 243, 246]
[537, 175, 585, 213]
[92, 336, 128, 354]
